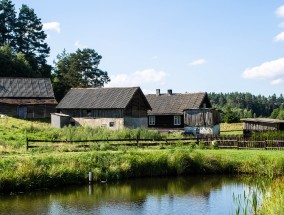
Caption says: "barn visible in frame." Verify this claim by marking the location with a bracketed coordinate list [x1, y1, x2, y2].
[241, 118, 284, 135]
[55, 87, 152, 129]
[146, 89, 220, 135]
[0, 78, 57, 119]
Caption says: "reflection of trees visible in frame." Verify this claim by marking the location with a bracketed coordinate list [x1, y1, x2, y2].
[0, 175, 256, 214]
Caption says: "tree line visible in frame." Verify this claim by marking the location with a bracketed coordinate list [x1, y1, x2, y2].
[0, 0, 110, 101]
[208, 92, 284, 122]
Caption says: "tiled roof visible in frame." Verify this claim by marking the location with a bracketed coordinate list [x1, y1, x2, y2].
[0, 78, 55, 98]
[146, 92, 211, 115]
[56, 87, 151, 109]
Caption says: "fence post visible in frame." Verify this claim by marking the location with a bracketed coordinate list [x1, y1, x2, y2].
[136, 136, 139, 147]
[26, 137, 29, 150]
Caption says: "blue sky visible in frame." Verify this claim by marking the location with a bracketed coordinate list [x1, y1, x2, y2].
[12, 1, 284, 96]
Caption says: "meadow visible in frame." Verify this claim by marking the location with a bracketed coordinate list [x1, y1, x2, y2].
[1, 116, 284, 213]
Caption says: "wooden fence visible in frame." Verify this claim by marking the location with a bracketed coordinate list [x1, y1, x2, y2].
[26, 135, 284, 150]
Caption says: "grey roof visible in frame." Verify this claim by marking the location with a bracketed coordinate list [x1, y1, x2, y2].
[241, 118, 284, 124]
[0, 78, 55, 98]
[57, 87, 151, 109]
[146, 92, 211, 115]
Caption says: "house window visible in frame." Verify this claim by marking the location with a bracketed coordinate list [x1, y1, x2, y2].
[149, 116, 155, 125]
[109, 122, 115, 127]
[174, 115, 181, 125]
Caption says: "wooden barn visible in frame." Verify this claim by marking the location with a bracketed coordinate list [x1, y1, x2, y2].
[241, 118, 284, 135]
[146, 89, 220, 135]
[55, 87, 152, 129]
[0, 78, 57, 119]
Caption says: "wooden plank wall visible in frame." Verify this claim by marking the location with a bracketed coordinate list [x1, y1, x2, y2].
[184, 109, 220, 127]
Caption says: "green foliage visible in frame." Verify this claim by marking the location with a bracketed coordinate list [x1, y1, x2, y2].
[0, 44, 35, 76]
[53, 48, 110, 101]
[208, 92, 284, 118]
[0, 1, 50, 77]
[223, 106, 241, 123]
[270, 106, 284, 120]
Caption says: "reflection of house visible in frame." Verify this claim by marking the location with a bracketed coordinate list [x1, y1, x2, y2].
[146, 89, 220, 135]
[241, 118, 284, 135]
[0, 78, 57, 119]
[55, 87, 151, 129]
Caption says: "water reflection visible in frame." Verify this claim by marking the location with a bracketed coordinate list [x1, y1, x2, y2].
[0, 176, 260, 215]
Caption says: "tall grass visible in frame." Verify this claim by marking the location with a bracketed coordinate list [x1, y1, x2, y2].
[2, 150, 284, 193]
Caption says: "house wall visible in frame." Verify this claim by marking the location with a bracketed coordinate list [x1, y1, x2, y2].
[72, 117, 124, 130]
[244, 122, 278, 131]
[60, 109, 124, 118]
[0, 104, 17, 116]
[184, 109, 220, 127]
[51, 113, 71, 128]
[184, 124, 220, 136]
[0, 104, 56, 118]
[124, 117, 148, 128]
[148, 115, 184, 128]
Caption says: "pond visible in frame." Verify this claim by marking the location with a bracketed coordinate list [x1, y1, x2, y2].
[0, 175, 263, 215]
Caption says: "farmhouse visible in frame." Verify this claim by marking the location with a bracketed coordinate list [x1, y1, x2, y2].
[146, 89, 221, 135]
[55, 87, 152, 129]
[0, 78, 57, 119]
[241, 118, 284, 135]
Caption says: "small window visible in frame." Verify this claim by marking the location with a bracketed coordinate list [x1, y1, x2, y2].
[109, 122, 115, 127]
[149, 116, 155, 125]
[174, 115, 181, 125]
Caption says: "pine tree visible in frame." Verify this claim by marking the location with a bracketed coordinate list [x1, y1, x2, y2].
[15, 4, 50, 77]
[0, 0, 16, 47]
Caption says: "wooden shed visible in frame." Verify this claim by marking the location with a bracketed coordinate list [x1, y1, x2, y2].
[55, 87, 151, 129]
[241, 118, 284, 134]
[0, 78, 57, 119]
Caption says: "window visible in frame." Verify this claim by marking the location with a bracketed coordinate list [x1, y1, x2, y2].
[174, 115, 181, 125]
[149, 116, 155, 125]
[109, 122, 115, 127]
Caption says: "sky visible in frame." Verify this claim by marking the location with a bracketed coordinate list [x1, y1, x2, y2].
[12, 0, 284, 96]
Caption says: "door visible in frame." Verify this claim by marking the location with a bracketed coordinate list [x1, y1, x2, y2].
[18, 106, 27, 119]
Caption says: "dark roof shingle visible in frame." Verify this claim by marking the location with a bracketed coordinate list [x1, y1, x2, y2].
[0, 78, 55, 98]
[57, 87, 151, 109]
[146, 92, 210, 115]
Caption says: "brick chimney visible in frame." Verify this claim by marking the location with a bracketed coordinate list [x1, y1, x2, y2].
[167, 89, 172, 96]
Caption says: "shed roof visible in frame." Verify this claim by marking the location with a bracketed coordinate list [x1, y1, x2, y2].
[146, 92, 211, 115]
[0, 78, 55, 98]
[241, 118, 284, 124]
[56, 87, 151, 109]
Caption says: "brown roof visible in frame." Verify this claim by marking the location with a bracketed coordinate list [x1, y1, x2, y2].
[241, 118, 284, 124]
[146, 92, 211, 115]
[56, 87, 151, 110]
[0, 98, 57, 105]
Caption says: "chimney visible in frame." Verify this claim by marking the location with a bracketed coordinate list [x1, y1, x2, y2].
[167, 89, 172, 96]
[156, 89, 160, 96]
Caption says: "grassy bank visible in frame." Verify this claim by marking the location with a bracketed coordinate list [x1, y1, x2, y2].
[2, 149, 284, 193]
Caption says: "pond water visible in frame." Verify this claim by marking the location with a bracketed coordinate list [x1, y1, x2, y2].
[0, 176, 263, 215]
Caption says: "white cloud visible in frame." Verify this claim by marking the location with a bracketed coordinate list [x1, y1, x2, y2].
[278, 22, 284, 28]
[74, 40, 87, 48]
[43, 22, 60, 33]
[276, 5, 284, 17]
[274, 32, 284, 41]
[106, 69, 168, 87]
[189, 59, 206, 66]
[271, 78, 284, 85]
[242, 58, 284, 81]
